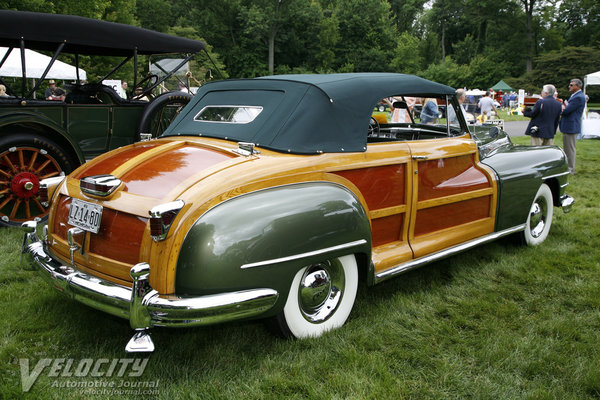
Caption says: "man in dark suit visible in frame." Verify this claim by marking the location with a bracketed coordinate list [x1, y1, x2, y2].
[524, 84, 561, 146]
[559, 78, 586, 174]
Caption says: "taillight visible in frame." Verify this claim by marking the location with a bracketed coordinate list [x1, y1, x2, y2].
[39, 176, 66, 207]
[80, 174, 122, 196]
[149, 200, 185, 241]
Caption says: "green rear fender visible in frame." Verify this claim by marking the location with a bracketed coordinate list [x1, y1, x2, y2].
[175, 182, 372, 313]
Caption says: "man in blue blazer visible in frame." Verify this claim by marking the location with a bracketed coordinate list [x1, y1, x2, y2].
[559, 78, 586, 174]
[524, 84, 561, 146]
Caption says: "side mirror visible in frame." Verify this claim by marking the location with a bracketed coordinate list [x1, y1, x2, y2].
[392, 101, 408, 109]
[489, 126, 499, 138]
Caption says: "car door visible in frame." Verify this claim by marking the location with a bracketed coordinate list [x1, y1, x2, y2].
[406, 134, 498, 258]
[334, 142, 414, 273]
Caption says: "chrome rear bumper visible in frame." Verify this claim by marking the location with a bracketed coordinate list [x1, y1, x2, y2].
[22, 224, 279, 352]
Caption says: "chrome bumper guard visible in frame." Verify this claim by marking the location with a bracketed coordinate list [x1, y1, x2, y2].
[560, 195, 574, 213]
[21, 223, 279, 352]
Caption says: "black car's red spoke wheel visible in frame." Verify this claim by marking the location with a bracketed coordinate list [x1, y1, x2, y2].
[0, 134, 75, 227]
[0, 146, 61, 223]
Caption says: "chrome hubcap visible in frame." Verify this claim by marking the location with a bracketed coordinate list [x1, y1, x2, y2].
[529, 198, 547, 238]
[298, 260, 345, 323]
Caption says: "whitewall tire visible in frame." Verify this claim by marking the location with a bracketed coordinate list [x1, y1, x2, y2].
[522, 183, 554, 246]
[276, 254, 358, 338]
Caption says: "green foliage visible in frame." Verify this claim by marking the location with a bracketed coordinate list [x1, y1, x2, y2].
[390, 32, 423, 74]
[506, 47, 600, 100]
[451, 34, 477, 65]
[4, 1, 600, 96]
[420, 55, 510, 89]
[331, 0, 397, 72]
[136, 0, 173, 32]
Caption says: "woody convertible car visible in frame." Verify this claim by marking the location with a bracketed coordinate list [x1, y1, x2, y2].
[21, 73, 574, 352]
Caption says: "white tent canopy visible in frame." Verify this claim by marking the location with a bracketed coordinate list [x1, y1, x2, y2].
[585, 71, 600, 87]
[0, 47, 86, 80]
[582, 70, 600, 139]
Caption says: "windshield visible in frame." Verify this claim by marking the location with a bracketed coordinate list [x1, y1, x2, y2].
[371, 95, 467, 137]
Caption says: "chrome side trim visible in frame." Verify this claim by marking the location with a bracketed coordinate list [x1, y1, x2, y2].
[374, 225, 526, 284]
[240, 239, 368, 269]
[543, 171, 570, 180]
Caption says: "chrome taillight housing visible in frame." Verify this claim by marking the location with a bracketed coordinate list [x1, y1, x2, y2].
[149, 200, 185, 242]
[80, 174, 122, 196]
[39, 175, 66, 207]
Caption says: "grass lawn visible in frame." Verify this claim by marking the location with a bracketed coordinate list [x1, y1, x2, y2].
[1, 134, 599, 399]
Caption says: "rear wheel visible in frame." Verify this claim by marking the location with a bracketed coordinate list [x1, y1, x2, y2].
[274, 254, 358, 338]
[521, 183, 553, 246]
[0, 134, 75, 227]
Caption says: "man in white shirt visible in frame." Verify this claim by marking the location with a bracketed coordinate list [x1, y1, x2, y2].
[478, 91, 497, 118]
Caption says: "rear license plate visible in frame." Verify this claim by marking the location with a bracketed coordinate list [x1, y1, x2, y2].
[68, 198, 103, 234]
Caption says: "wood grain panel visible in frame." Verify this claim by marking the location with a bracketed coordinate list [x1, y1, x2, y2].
[52, 195, 71, 239]
[372, 214, 404, 247]
[414, 196, 491, 236]
[334, 164, 405, 210]
[88, 210, 147, 266]
[417, 154, 491, 201]
[120, 145, 233, 198]
[74, 143, 161, 179]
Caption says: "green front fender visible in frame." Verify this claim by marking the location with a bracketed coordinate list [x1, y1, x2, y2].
[482, 145, 569, 231]
[175, 182, 372, 313]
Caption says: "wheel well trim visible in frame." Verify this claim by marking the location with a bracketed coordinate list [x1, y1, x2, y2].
[0, 113, 84, 164]
[240, 239, 368, 269]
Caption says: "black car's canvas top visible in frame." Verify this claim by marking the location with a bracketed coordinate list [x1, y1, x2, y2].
[163, 73, 457, 154]
[0, 10, 205, 56]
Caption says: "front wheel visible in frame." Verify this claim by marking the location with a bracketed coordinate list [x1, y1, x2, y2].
[274, 254, 358, 338]
[521, 183, 554, 246]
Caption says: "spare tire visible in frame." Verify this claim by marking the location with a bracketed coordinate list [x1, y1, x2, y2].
[136, 91, 193, 140]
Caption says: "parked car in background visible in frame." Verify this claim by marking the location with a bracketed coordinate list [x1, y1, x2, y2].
[0, 10, 209, 226]
[22, 73, 573, 352]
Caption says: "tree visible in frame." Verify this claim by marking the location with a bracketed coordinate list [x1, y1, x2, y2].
[136, 0, 174, 32]
[388, 0, 427, 33]
[239, 0, 292, 74]
[390, 32, 423, 74]
[331, 0, 396, 71]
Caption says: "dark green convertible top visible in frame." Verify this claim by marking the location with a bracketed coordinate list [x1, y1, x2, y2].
[163, 73, 457, 154]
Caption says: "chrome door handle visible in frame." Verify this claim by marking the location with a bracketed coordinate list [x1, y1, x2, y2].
[412, 155, 428, 160]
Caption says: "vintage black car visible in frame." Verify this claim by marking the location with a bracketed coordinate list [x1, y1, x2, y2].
[0, 10, 210, 227]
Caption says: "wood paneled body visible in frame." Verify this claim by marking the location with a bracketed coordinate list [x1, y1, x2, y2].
[334, 135, 497, 273]
[49, 134, 497, 292]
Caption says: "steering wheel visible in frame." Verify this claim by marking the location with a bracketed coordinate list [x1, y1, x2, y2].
[133, 74, 159, 99]
[368, 116, 380, 136]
